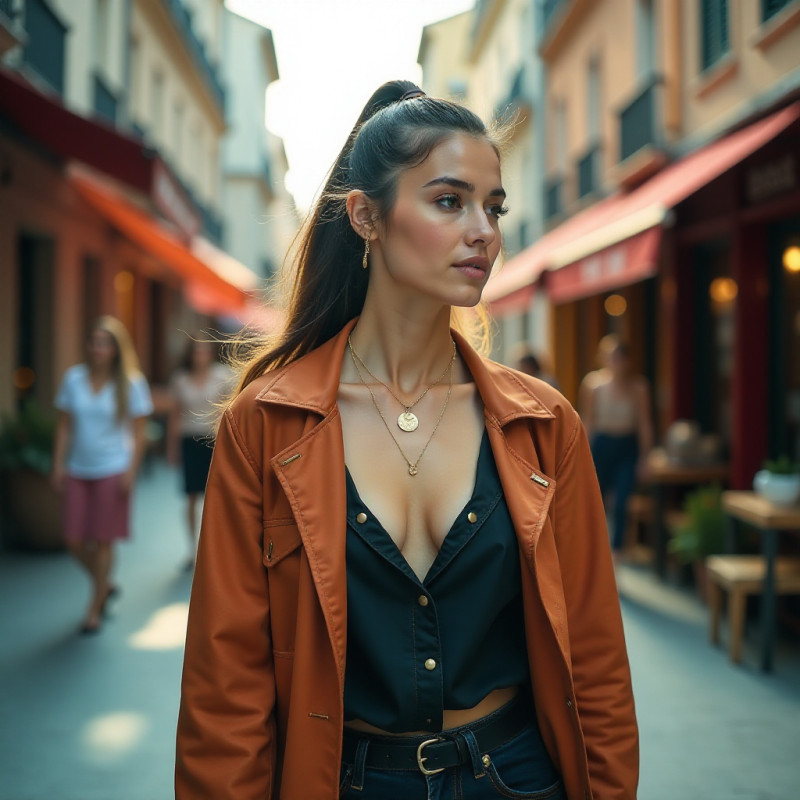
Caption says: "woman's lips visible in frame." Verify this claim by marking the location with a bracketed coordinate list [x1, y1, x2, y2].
[452, 257, 490, 280]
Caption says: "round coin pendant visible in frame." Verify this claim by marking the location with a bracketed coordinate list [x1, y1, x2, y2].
[397, 411, 419, 432]
[408, 465, 418, 476]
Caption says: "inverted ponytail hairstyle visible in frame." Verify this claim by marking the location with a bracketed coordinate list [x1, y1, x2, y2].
[232, 79, 504, 396]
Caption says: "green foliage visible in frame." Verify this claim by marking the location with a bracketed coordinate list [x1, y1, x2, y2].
[0, 400, 57, 475]
[762, 456, 800, 475]
[668, 483, 726, 564]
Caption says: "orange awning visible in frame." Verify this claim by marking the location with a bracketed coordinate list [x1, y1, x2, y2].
[485, 101, 800, 309]
[71, 172, 249, 314]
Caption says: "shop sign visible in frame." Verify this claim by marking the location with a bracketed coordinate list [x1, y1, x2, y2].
[745, 153, 797, 206]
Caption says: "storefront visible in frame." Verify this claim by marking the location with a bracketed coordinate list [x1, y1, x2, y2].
[0, 66, 254, 415]
[486, 101, 800, 488]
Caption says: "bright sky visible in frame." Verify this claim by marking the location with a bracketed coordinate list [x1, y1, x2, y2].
[226, 0, 474, 212]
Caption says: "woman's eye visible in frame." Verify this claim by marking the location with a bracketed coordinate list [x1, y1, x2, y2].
[488, 204, 509, 218]
[436, 194, 461, 210]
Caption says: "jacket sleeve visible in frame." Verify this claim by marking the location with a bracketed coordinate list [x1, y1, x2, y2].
[175, 407, 276, 799]
[554, 417, 639, 800]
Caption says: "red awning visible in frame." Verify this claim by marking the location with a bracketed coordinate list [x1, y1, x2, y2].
[0, 66, 155, 195]
[71, 172, 249, 314]
[547, 226, 662, 303]
[0, 66, 201, 238]
[485, 101, 800, 309]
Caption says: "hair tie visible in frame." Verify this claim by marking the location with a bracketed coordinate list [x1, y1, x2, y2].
[399, 88, 426, 102]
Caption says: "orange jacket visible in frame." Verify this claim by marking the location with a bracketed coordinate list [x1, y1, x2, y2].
[176, 320, 639, 800]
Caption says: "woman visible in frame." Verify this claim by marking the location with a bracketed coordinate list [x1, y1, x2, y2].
[176, 82, 638, 799]
[168, 337, 233, 569]
[52, 316, 152, 633]
[579, 336, 654, 556]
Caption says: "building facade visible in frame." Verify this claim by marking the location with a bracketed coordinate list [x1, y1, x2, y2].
[0, 0, 293, 418]
[484, 0, 800, 487]
[221, 9, 297, 282]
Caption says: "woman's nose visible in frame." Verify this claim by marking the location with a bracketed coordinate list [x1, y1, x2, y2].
[464, 208, 497, 246]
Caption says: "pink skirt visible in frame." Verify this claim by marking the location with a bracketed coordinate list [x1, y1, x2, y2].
[63, 473, 131, 544]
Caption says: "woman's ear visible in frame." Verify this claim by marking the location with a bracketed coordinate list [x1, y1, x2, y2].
[346, 190, 376, 241]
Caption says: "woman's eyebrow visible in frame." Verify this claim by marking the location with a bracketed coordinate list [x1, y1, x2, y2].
[422, 176, 506, 198]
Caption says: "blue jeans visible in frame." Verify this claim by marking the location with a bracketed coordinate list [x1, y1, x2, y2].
[339, 706, 565, 799]
[591, 433, 639, 551]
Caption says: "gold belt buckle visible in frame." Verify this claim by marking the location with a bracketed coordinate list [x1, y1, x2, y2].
[416, 737, 446, 775]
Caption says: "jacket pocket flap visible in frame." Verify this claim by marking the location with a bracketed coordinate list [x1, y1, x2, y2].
[263, 520, 302, 566]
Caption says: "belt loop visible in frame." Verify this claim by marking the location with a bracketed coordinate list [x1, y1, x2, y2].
[351, 738, 369, 791]
[460, 729, 487, 779]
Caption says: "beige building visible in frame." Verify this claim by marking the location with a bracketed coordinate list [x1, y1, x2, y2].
[0, 0, 278, 418]
[221, 9, 297, 281]
[419, 0, 548, 366]
[486, 0, 800, 488]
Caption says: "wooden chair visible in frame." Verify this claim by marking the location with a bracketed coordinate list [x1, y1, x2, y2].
[706, 555, 800, 663]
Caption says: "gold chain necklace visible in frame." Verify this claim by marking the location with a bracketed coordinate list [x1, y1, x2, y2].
[348, 345, 453, 476]
[348, 336, 456, 432]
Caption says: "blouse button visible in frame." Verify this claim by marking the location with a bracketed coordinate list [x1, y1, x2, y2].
[424, 658, 437, 671]
[356, 512, 368, 524]
[418, 595, 429, 607]
[467, 511, 477, 523]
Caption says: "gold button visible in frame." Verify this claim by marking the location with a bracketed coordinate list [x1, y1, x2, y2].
[424, 658, 437, 671]
[467, 511, 477, 523]
[482, 754, 491, 767]
[418, 595, 429, 607]
[356, 512, 368, 524]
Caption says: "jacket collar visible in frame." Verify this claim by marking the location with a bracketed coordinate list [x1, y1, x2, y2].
[256, 317, 555, 425]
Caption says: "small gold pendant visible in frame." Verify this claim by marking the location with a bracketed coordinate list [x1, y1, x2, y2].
[408, 465, 418, 476]
[397, 411, 419, 432]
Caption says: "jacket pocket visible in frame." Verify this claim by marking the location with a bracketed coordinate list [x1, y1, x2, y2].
[262, 519, 302, 567]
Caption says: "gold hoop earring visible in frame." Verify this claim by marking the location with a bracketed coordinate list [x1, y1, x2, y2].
[362, 237, 370, 270]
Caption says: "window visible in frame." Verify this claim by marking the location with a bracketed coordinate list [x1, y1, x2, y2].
[762, 0, 793, 22]
[635, 0, 656, 80]
[587, 56, 601, 142]
[23, 0, 68, 95]
[129, 36, 140, 119]
[94, 0, 110, 73]
[700, 0, 730, 71]
[173, 101, 184, 162]
[151, 69, 164, 141]
[555, 99, 567, 174]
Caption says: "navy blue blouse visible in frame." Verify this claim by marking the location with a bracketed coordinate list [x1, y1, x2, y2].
[343, 431, 530, 733]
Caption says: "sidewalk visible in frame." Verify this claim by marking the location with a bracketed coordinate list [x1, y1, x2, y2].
[1, 461, 799, 799]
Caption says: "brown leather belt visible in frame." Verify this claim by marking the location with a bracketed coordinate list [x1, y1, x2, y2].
[341, 696, 530, 775]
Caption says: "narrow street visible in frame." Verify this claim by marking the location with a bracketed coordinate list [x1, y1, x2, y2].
[1, 462, 799, 800]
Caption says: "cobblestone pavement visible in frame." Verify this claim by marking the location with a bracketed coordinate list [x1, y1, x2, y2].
[1, 461, 799, 799]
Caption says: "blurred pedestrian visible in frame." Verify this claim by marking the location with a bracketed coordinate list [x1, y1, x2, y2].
[176, 81, 637, 800]
[579, 335, 654, 558]
[512, 343, 560, 389]
[52, 316, 152, 634]
[167, 336, 233, 570]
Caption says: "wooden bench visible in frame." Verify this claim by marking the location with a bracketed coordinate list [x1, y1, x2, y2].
[706, 555, 800, 663]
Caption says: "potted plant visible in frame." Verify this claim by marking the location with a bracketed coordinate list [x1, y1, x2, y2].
[0, 400, 63, 551]
[753, 456, 800, 507]
[668, 483, 726, 599]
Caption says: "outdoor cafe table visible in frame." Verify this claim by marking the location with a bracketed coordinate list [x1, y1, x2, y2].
[645, 449, 730, 578]
[722, 491, 800, 672]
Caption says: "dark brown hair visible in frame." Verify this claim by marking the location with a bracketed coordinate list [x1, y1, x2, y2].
[232, 80, 503, 396]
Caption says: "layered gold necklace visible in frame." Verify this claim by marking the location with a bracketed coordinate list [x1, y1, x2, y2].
[348, 337, 456, 432]
[347, 337, 455, 476]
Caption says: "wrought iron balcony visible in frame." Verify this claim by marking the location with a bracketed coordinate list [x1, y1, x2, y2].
[619, 77, 660, 163]
[577, 144, 600, 198]
[544, 176, 563, 221]
[162, 0, 225, 114]
[22, 0, 67, 95]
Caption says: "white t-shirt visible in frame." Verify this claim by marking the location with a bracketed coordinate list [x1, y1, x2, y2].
[169, 363, 234, 437]
[55, 364, 153, 479]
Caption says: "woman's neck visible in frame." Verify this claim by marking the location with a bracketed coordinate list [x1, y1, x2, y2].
[88, 364, 112, 381]
[348, 301, 455, 394]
